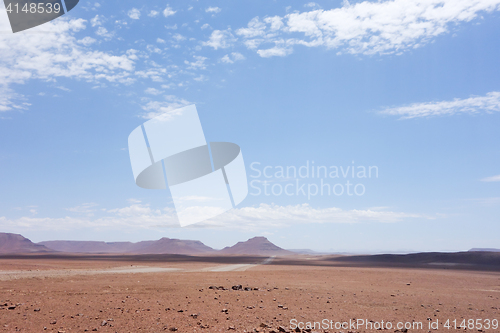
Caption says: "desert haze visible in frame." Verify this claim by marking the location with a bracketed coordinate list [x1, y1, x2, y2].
[0, 232, 499, 332]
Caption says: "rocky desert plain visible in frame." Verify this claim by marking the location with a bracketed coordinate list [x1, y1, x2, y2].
[1, 233, 499, 333]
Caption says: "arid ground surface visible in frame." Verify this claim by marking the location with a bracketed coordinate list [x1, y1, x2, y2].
[0, 254, 499, 333]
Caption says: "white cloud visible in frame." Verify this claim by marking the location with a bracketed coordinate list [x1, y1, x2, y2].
[193, 75, 207, 82]
[108, 203, 157, 217]
[237, 0, 500, 57]
[95, 26, 114, 38]
[305, 2, 320, 8]
[184, 55, 208, 70]
[0, 20, 134, 82]
[172, 33, 186, 42]
[165, 24, 178, 30]
[140, 95, 192, 119]
[163, 5, 176, 18]
[480, 175, 500, 182]
[56, 86, 71, 92]
[264, 16, 284, 31]
[202, 29, 236, 49]
[199, 204, 423, 228]
[135, 67, 168, 82]
[128, 8, 141, 20]
[0, 203, 425, 231]
[0, 14, 139, 114]
[157, 38, 166, 44]
[220, 55, 232, 63]
[77, 36, 97, 46]
[380, 92, 500, 119]
[146, 44, 162, 54]
[90, 14, 102, 27]
[236, 17, 266, 38]
[220, 52, 246, 64]
[0, 86, 30, 113]
[206, 6, 221, 14]
[201, 23, 211, 30]
[66, 203, 99, 215]
[0, 2, 211, 118]
[148, 10, 159, 17]
[257, 45, 293, 58]
[144, 87, 163, 95]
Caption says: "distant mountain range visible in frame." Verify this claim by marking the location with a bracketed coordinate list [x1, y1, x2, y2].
[0, 232, 293, 256]
[3, 232, 498, 256]
[39, 238, 215, 255]
[0, 233, 52, 253]
[469, 248, 500, 252]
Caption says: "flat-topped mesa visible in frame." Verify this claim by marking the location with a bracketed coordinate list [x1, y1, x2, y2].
[0, 232, 53, 254]
[219, 236, 293, 256]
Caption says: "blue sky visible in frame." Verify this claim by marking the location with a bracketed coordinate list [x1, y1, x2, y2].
[0, 0, 499, 252]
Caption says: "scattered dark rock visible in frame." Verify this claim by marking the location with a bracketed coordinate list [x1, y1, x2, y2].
[232, 285, 242, 291]
[209, 285, 228, 290]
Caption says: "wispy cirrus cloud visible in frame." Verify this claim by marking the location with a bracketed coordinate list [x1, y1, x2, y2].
[480, 175, 500, 182]
[140, 95, 192, 119]
[0, 86, 30, 113]
[0, 203, 426, 231]
[197, 203, 425, 229]
[380, 92, 500, 119]
[66, 203, 99, 216]
[236, 0, 500, 57]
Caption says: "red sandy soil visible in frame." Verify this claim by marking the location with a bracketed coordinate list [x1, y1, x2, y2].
[0, 254, 499, 333]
